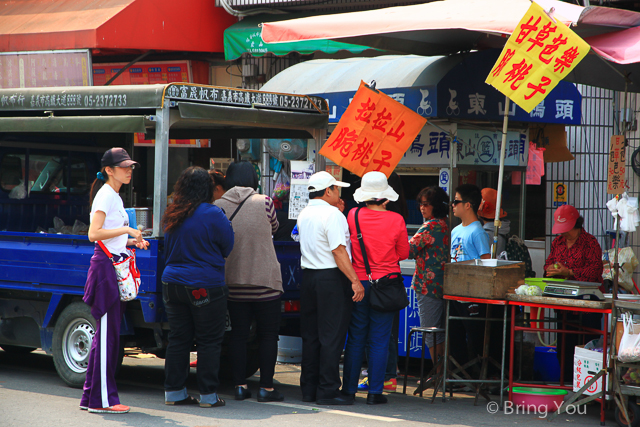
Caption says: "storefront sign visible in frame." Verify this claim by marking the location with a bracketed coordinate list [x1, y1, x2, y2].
[320, 86, 437, 124]
[553, 182, 567, 207]
[92, 61, 190, 85]
[0, 50, 91, 88]
[399, 124, 454, 166]
[437, 50, 581, 125]
[317, 81, 580, 126]
[456, 129, 528, 167]
[607, 135, 627, 195]
[319, 81, 427, 178]
[485, 2, 590, 113]
[166, 83, 327, 114]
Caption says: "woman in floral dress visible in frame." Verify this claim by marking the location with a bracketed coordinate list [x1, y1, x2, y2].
[409, 186, 449, 369]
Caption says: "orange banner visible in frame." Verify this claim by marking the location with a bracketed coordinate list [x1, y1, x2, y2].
[319, 81, 427, 177]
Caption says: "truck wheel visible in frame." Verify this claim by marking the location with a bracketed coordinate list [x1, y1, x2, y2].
[52, 302, 96, 388]
[0, 345, 37, 354]
[615, 401, 640, 427]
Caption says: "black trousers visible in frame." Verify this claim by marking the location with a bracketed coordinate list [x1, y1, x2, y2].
[163, 283, 228, 396]
[300, 268, 352, 400]
[228, 298, 282, 388]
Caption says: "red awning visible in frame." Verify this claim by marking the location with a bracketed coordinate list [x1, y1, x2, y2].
[261, 0, 640, 63]
[0, 0, 237, 53]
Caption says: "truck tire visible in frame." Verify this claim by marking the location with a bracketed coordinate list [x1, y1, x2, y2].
[615, 401, 640, 427]
[52, 302, 97, 388]
[0, 345, 37, 354]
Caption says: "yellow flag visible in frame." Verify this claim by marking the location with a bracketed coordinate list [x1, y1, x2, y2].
[485, 2, 590, 113]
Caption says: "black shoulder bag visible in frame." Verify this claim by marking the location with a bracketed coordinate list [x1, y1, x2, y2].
[354, 207, 409, 312]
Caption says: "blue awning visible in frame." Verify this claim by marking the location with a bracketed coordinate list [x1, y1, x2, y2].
[261, 50, 581, 125]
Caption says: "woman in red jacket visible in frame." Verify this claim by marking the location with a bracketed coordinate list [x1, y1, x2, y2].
[341, 171, 410, 405]
[544, 204, 603, 383]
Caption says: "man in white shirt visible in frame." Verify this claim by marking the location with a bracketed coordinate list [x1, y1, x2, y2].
[297, 171, 364, 405]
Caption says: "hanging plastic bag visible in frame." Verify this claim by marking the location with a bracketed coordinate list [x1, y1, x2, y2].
[271, 170, 290, 210]
[618, 312, 640, 362]
[525, 142, 545, 185]
[602, 247, 639, 293]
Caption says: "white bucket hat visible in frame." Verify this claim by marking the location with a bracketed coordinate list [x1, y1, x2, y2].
[353, 171, 399, 203]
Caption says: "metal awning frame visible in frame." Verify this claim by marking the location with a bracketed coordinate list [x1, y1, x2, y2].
[0, 83, 329, 237]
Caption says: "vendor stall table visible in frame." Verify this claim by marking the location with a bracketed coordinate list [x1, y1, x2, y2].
[442, 295, 508, 407]
[507, 295, 612, 425]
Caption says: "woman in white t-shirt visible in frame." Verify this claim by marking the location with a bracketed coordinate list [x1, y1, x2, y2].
[79, 147, 148, 415]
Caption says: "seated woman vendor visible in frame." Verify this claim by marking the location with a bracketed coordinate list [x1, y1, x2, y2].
[543, 204, 603, 285]
[544, 204, 604, 383]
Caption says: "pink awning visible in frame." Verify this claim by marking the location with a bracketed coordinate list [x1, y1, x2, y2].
[261, 0, 640, 64]
[586, 27, 640, 65]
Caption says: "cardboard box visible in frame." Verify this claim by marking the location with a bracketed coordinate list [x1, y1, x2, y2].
[573, 345, 610, 397]
[444, 259, 525, 299]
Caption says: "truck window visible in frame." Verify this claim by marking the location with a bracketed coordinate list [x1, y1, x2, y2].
[0, 152, 90, 196]
[0, 154, 24, 193]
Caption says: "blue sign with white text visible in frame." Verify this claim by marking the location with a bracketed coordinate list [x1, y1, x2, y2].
[313, 50, 581, 126]
[437, 50, 582, 125]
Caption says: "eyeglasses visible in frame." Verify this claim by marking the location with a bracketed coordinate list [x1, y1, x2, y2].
[451, 199, 468, 206]
[419, 202, 430, 207]
[116, 165, 136, 170]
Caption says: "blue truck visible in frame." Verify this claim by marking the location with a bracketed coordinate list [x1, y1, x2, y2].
[0, 83, 329, 387]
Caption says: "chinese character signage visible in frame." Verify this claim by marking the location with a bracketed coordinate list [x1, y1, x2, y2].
[456, 129, 528, 167]
[320, 86, 436, 124]
[485, 2, 590, 113]
[0, 50, 91, 88]
[319, 81, 427, 178]
[400, 124, 454, 165]
[607, 135, 626, 195]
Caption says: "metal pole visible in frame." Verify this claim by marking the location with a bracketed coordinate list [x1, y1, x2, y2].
[492, 96, 510, 259]
[152, 98, 170, 237]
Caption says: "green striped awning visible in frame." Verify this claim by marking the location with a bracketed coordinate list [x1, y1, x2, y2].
[224, 14, 378, 61]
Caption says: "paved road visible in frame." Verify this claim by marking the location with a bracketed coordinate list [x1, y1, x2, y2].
[0, 349, 616, 427]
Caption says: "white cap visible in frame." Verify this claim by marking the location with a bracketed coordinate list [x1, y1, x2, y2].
[307, 171, 350, 192]
[353, 171, 399, 203]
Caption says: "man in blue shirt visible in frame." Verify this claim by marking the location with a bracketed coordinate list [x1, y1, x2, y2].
[449, 184, 491, 380]
[451, 184, 491, 262]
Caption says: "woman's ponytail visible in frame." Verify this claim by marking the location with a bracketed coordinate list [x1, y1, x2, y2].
[89, 168, 108, 206]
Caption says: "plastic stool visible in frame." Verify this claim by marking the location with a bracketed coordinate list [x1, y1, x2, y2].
[402, 326, 445, 398]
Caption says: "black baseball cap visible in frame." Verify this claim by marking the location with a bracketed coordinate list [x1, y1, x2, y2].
[101, 147, 138, 168]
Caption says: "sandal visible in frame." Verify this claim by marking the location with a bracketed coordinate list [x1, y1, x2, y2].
[200, 397, 225, 408]
[166, 395, 199, 405]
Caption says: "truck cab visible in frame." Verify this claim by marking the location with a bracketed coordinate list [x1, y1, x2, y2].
[0, 83, 328, 387]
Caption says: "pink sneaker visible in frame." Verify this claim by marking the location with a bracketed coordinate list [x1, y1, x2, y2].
[88, 404, 130, 414]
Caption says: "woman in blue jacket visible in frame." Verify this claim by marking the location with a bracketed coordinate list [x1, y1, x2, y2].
[161, 166, 234, 408]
